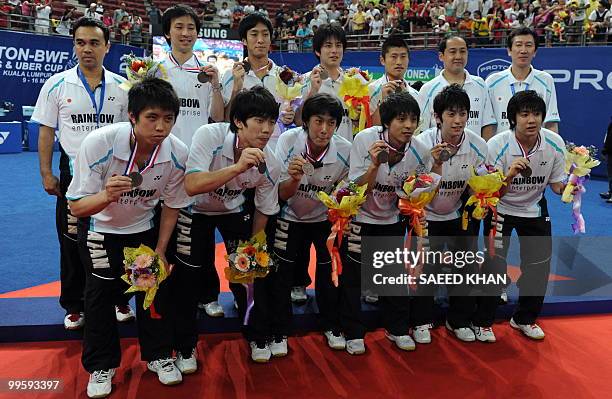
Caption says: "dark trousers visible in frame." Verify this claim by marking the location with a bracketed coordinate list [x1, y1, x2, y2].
[480, 211, 553, 325]
[342, 221, 410, 338]
[273, 218, 335, 333]
[607, 157, 612, 193]
[78, 223, 174, 373]
[57, 150, 85, 314]
[292, 244, 312, 287]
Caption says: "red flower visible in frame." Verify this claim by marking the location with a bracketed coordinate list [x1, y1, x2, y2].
[336, 188, 351, 203]
[131, 60, 145, 73]
[358, 70, 369, 80]
[279, 68, 294, 84]
[243, 246, 257, 256]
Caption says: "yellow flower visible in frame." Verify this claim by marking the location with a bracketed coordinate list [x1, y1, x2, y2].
[255, 251, 270, 267]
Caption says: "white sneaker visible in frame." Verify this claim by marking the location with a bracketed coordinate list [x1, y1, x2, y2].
[510, 318, 545, 340]
[290, 286, 307, 302]
[385, 332, 416, 351]
[64, 312, 85, 330]
[269, 337, 288, 357]
[115, 305, 135, 322]
[471, 325, 497, 343]
[201, 301, 224, 317]
[345, 339, 366, 355]
[323, 330, 346, 350]
[250, 341, 271, 363]
[147, 358, 183, 385]
[175, 348, 197, 374]
[445, 321, 475, 342]
[412, 324, 432, 344]
[500, 289, 508, 304]
[87, 369, 114, 398]
[364, 295, 379, 304]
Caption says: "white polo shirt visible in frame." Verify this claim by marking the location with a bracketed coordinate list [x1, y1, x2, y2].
[301, 67, 354, 142]
[349, 126, 432, 225]
[417, 69, 496, 135]
[160, 54, 214, 148]
[186, 122, 280, 216]
[415, 127, 488, 221]
[485, 67, 560, 135]
[32, 65, 129, 172]
[487, 128, 566, 218]
[369, 75, 420, 117]
[66, 122, 192, 234]
[275, 127, 351, 223]
[221, 59, 290, 151]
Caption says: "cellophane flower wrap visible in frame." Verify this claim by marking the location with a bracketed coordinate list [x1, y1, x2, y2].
[338, 68, 373, 135]
[461, 163, 506, 256]
[224, 231, 272, 284]
[562, 143, 600, 234]
[121, 244, 168, 310]
[317, 181, 368, 287]
[399, 172, 441, 238]
[119, 53, 168, 91]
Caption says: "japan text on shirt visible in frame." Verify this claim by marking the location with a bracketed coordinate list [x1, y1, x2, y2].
[66, 122, 192, 234]
[275, 127, 351, 223]
[186, 122, 281, 216]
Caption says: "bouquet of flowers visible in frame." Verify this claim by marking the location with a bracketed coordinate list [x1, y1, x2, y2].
[317, 181, 368, 287]
[562, 143, 600, 234]
[121, 244, 169, 317]
[274, 66, 304, 136]
[224, 231, 273, 324]
[461, 163, 506, 256]
[399, 171, 441, 238]
[119, 53, 168, 91]
[338, 68, 373, 135]
[224, 231, 273, 284]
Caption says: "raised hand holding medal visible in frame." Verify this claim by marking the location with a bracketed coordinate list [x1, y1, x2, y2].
[124, 130, 160, 189]
[516, 134, 541, 178]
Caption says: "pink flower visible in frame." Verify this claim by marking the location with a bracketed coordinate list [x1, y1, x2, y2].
[134, 274, 157, 288]
[574, 146, 589, 156]
[134, 254, 153, 269]
[234, 254, 251, 272]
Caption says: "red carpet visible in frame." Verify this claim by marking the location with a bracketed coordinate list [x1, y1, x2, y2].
[0, 314, 611, 398]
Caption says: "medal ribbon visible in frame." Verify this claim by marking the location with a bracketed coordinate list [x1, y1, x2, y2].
[124, 130, 161, 176]
[380, 129, 408, 155]
[77, 67, 105, 128]
[303, 139, 329, 167]
[516, 133, 541, 162]
[437, 128, 465, 156]
[169, 53, 202, 73]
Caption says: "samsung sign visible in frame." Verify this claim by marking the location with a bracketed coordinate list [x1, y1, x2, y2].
[200, 28, 239, 40]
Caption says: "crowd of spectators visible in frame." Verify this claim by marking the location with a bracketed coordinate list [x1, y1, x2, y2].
[1, 0, 610, 49]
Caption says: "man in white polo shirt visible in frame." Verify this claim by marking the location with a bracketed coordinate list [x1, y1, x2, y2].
[66, 78, 191, 398]
[298, 23, 353, 142]
[483, 90, 567, 341]
[485, 27, 560, 138]
[221, 12, 295, 151]
[418, 35, 496, 139]
[32, 17, 133, 330]
[172, 87, 281, 365]
[343, 92, 443, 355]
[160, 5, 225, 148]
[415, 84, 492, 344]
[274, 93, 351, 354]
[369, 35, 420, 127]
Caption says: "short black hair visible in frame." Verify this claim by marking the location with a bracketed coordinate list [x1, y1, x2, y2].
[312, 23, 347, 60]
[128, 78, 180, 120]
[380, 92, 421, 130]
[238, 12, 273, 40]
[72, 17, 110, 44]
[162, 5, 202, 43]
[229, 86, 280, 133]
[381, 35, 409, 58]
[438, 35, 467, 53]
[507, 27, 539, 50]
[507, 90, 546, 130]
[433, 84, 471, 122]
[301, 93, 344, 132]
